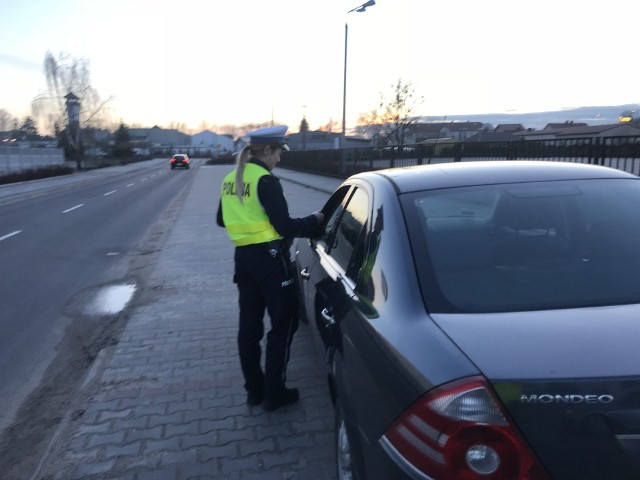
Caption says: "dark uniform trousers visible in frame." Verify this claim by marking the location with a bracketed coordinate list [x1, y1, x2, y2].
[234, 243, 299, 398]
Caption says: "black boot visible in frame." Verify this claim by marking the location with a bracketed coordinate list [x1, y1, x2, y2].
[246, 389, 264, 406]
[263, 387, 299, 412]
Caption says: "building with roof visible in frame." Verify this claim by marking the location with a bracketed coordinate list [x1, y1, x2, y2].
[286, 131, 369, 150]
[494, 124, 525, 133]
[126, 126, 190, 148]
[191, 130, 234, 154]
[406, 122, 487, 143]
[544, 121, 588, 130]
[465, 131, 521, 142]
[515, 123, 640, 140]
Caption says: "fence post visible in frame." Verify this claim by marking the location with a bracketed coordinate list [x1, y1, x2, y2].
[454, 143, 462, 162]
[594, 137, 603, 165]
[601, 137, 610, 166]
[512, 140, 521, 160]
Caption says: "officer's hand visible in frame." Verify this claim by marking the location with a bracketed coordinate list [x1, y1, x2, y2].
[312, 211, 325, 224]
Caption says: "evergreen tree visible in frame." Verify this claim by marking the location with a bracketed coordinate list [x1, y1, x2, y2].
[299, 116, 309, 150]
[20, 117, 40, 140]
[111, 123, 133, 158]
[299, 116, 309, 133]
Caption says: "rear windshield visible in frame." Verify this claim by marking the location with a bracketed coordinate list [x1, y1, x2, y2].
[174, 155, 185, 160]
[402, 178, 640, 313]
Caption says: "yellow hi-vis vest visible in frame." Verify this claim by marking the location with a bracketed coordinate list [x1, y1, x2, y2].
[220, 163, 283, 246]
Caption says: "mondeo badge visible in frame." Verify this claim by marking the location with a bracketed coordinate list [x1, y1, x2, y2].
[520, 394, 614, 404]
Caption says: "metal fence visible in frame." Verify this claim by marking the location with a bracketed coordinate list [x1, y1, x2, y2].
[279, 135, 640, 178]
[0, 147, 66, 174]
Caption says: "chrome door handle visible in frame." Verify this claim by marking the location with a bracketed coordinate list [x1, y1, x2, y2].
[321, 307, 336, 327]
[300, 267, 310, 280]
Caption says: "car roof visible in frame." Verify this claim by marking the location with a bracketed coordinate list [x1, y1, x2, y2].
[356, 160, 637, 193]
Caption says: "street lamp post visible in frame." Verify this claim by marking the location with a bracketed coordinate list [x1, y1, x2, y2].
[340, 0, 375, 151]
[65, 92, 81, 169]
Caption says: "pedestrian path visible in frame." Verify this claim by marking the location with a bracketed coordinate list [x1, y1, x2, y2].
[35, 165, 341, 480]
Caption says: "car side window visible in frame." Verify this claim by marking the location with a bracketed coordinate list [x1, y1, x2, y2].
[330, 187, 369, 279]
[318, 186, 353, 247]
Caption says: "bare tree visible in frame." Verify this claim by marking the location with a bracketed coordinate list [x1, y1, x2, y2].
[0, 109, 16, 132]
[167, 121, 189, 133]
[218, 121, 275, 140]
[355, 107, 380, 139]
[31, 51, 113, 167]
[198, 120, 210, 132]
[317, 118, 338, 133]
[358, 78, 424, 145]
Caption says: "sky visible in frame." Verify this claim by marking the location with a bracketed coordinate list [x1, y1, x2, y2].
[1, 0, 639, 134]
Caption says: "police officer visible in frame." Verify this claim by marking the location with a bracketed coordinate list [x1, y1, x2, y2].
[216, 125, 324, 411]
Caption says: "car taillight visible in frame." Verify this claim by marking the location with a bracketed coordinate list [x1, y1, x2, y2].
[382, 376, 550, 480]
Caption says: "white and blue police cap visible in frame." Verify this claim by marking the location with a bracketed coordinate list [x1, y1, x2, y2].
[247, 125, 290, 151]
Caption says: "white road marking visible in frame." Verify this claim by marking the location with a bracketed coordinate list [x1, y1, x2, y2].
[62, 204, 84, 213]
[0, 230, 22, 242]
[140, 177, 148, 182]
[126, 183, 135, 187]
[104, 190, 117, 196]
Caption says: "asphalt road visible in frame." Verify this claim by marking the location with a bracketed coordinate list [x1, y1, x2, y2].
[0, 158, 200, 433]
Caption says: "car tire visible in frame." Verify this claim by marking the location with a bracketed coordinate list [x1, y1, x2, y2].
[336, 404, 355, 480]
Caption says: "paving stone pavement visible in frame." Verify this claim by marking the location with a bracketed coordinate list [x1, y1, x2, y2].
[35, 165, 343, 480]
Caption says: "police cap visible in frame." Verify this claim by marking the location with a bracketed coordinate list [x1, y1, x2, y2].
[247, 125, 290, 151]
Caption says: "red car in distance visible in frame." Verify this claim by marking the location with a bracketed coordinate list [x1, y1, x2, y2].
[170, 153, 190, 169]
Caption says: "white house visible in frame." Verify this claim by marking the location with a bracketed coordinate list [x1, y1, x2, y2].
[191, 130, 234, 154]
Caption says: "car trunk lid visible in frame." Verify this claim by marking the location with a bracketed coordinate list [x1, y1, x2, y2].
[431, 305, 640, 479]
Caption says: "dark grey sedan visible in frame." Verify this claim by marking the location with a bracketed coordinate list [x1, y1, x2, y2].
[293, 161, 640, 480]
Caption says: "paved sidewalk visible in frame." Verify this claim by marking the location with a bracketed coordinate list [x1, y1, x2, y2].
[35, 166, 343, 480]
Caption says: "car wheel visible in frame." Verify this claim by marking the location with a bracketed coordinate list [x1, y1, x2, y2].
[336, 405, 354, 480]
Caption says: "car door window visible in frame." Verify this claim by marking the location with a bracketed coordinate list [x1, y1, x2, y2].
[329, 187, 369, 280]
[317, 186, 353, 248]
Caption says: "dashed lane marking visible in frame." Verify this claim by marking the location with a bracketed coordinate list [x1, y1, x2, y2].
[62, 204, 84, 213]
[104, 190, 117, 196]
[0, 230, 22, 242]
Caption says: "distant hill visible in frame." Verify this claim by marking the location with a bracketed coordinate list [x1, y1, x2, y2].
[420, 104, 640, 130]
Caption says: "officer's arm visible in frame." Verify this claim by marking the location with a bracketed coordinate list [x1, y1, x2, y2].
[258, 176, 318, 237]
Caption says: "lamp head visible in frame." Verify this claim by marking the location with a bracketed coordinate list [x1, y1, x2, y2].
[349, 0, 375, 13]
